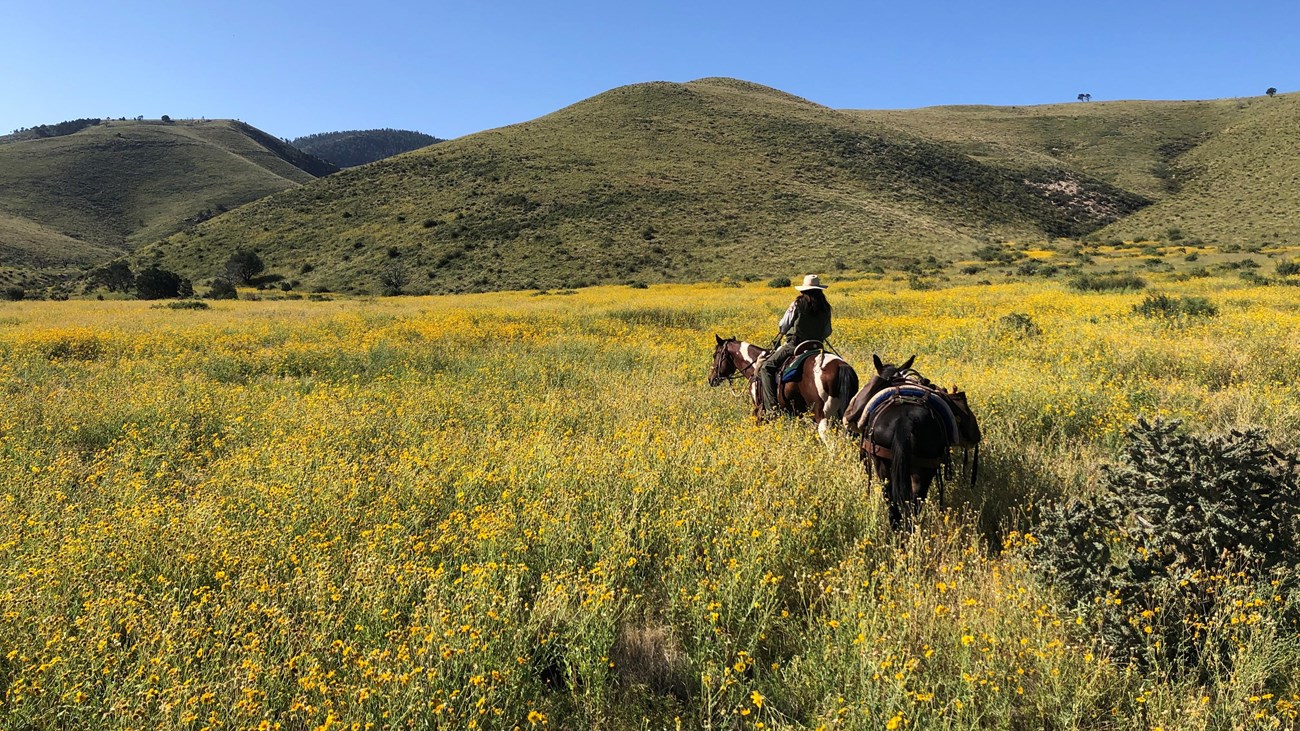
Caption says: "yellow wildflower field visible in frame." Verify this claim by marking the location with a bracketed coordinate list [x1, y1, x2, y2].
[1, 275, 1298, 729]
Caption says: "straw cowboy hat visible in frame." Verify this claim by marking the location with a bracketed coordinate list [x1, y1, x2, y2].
[794, 274, 828, 291]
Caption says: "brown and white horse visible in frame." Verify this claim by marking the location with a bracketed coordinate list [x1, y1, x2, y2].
[707, 335, 859, 443]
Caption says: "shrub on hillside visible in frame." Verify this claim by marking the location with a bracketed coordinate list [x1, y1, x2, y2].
[972, 244, 1019, 264]
[206, 278, 238, 300]
[1033, 419, 1300, 670]
[2, 286, 24, 301]
[767, 276, 791, 288]
[224, 249, 265, 285]
[134, 267, 183, 300]
[1276, 260, 1300, 277]
[89, 261, 135, 293]
[1068, 272, 1147, 292]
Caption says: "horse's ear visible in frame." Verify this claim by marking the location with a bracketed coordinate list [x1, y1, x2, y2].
[872, 354, 884, 373]
[715, 334, 724, 345]
[901, 354, 916, 371]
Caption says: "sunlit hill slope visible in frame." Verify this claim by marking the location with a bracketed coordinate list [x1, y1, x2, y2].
[0, 119, 336, 286]
[140, 78, 1147, 294]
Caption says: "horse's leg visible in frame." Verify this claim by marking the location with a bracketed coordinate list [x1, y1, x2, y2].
[811, 382, 832, 446]
[817, 416, 831, 446]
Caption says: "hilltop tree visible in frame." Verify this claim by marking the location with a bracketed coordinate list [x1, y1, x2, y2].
[1076, 93, 1092, 102]
[1267, 87, 1278, 97]
[224, 249, 265, 284]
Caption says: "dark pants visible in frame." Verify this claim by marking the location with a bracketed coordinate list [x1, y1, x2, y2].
[759, 342, 796, 411]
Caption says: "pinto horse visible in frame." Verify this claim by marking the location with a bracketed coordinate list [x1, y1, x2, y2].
[844, 355, 968, 529]
[707, 335, 859, 443]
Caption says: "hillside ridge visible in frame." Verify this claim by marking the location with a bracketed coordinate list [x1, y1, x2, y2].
[135, 78, 1150, 295]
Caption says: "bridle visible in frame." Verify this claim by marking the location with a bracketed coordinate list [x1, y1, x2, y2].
[709, 340, 762, 388]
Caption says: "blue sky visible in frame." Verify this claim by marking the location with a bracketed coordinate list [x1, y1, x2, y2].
[3, 1, 1296, 140]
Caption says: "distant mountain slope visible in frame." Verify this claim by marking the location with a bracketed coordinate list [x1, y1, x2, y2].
[848, 100, 1247, 201]
[850, 94, 1300, 248]
[0, 119, 337, 284]
[290, 129, 442, 167]
[142, 78, 1145, 294]
[1098, 93, 1300, 245]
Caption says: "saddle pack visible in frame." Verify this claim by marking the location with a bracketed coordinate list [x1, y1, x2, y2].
[846, 375, 982, 449]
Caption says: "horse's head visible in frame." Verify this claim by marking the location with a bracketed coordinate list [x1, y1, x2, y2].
[708, 334, 740, 387]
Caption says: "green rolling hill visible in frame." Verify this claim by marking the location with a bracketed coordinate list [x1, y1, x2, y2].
[138, 78, 1146, 294]
[850, 93, 1300, 246]
[1097, 93, 1300, 245]
[0, 119, 336, 288]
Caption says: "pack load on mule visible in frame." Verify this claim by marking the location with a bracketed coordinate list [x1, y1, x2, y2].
[843, 354, 981, 529]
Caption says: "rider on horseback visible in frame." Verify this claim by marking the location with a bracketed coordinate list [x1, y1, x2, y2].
[758, 274, 832, 415]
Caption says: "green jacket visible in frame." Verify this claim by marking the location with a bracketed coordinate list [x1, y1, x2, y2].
[779, 298, 832, 344]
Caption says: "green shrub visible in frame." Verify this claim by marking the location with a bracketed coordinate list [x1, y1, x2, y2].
[1132, 293, 1217, 320]
[1276, 260, 1300, 276]
[153, 300, 210, 310]
[997, 312, 1040, 337]
[2, 286, 24, 301]
[134, 266, 183, 300]
[206, 278, 238, 300]
[1068, 272, 1147, 292]
[1033, 419, 1300, 670]
[972, 244, 1019, 264]
[767, 276, 791, 288]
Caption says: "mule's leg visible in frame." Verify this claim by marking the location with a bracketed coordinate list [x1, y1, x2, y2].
[882, 469, 903, 530]
[911, 471, 937, 515]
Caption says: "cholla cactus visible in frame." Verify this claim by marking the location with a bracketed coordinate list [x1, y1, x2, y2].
[1035, 419, 1300, 668]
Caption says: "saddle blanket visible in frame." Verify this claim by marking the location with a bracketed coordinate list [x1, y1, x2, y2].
[859, 385, 961, 444]
[780, 349, 823, 383]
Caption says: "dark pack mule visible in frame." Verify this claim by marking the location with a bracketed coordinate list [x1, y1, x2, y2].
[708, 335, 859, 443]
[844, 354, 981, 529]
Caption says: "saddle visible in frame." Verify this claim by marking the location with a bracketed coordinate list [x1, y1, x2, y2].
[779, 342, 823, 384]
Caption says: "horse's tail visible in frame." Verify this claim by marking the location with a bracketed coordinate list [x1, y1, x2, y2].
[833, 362, 859, 423]
[891, 415, 914, 528]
